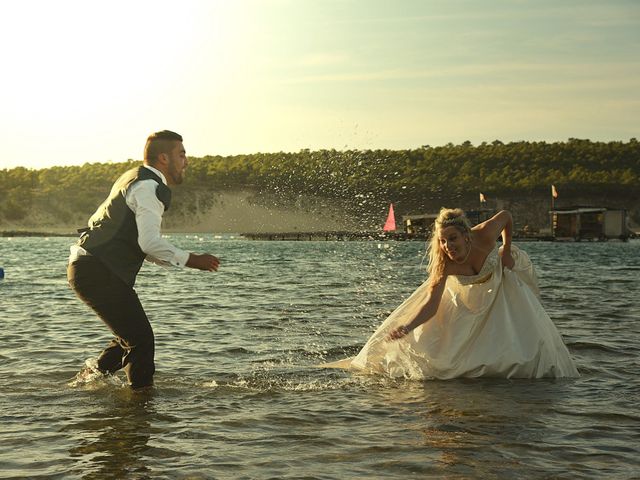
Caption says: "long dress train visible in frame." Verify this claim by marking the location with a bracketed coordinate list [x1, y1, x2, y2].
[325, 245, 579, 379]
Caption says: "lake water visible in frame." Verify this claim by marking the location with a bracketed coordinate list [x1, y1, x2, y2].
[0, 236, 639, 479]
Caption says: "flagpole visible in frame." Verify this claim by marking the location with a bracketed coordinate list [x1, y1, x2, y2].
[551, 185, 556, 237]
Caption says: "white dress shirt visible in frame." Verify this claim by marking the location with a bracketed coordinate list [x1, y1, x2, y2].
[69, 165, 190, 268]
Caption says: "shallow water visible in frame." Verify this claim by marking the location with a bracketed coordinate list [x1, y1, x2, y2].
[1, 236, 639, 479]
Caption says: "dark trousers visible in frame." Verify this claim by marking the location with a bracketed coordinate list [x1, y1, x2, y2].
[67, 255, 155, 388]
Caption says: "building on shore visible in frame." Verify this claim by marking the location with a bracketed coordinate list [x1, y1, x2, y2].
[402, 209, 494, 235]
[402, 213, 438, 236]
[551, 207, 630, 241]
[241, 207, 633, 242]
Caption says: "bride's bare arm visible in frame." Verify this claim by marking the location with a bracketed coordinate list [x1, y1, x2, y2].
[474, 210, 512, 244]
[387, 277, 447, 341]
[474, 210, 514, 269]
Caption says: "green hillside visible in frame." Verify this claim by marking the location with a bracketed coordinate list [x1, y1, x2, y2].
[1, 139, 638, 231]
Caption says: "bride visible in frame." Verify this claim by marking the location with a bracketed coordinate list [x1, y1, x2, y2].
[326, 208, 579, 379]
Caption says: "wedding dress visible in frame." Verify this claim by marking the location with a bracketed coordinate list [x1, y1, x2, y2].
[326, 245, 579, 379]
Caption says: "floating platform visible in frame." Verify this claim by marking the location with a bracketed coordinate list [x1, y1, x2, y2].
[240, 231, 418, 241]
[0, 230, 75, 237]
[240, 231, 629, 242]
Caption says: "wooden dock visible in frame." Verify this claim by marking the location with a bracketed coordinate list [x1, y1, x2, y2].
[239, 231, 637, 242]
[240, 231, 419, 241]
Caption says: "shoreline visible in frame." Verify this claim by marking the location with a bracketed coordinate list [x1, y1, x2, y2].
[1, 230, 77, 237]
[2, 230, 635, 241]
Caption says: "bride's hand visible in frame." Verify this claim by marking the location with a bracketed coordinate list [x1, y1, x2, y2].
[500, 249, 515, 270]
[387, 325, 410, 341]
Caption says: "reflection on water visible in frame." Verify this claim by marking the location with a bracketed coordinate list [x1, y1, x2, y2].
[66, 389, 161, 479]
[368, 378, 577, 478]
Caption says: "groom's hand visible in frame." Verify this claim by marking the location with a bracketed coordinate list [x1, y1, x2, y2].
[187, 253, 220, 271]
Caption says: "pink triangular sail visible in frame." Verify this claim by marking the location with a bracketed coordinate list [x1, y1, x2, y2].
[383, 203, 396, 231]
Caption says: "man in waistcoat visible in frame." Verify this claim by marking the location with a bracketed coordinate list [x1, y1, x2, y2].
[67, 130, 219, 389]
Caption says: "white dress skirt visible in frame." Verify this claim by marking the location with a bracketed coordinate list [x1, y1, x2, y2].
[325, 245, 579, 379]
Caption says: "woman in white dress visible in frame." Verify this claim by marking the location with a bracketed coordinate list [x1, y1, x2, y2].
[327, 208, 579, 379]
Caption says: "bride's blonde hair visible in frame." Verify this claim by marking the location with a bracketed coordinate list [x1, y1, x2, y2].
[426, 208, 472, 284]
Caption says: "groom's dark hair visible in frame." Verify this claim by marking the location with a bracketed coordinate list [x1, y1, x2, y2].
[144, 130, 183, 165]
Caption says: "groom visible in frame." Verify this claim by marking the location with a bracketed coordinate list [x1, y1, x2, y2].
[67, 130, 220, 389]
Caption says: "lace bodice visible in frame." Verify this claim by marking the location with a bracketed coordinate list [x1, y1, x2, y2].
[454, 246, 499, 285]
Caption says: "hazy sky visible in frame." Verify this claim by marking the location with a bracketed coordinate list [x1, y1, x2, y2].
[1, 0, 638, 169]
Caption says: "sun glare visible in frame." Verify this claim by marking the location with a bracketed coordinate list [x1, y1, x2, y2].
[1, 1, 241, 167]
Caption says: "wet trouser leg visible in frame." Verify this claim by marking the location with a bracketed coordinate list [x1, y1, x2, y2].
[67, 256, 155, 388]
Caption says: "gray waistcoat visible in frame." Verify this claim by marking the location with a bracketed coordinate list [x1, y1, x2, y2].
[78, 166, 171, 287]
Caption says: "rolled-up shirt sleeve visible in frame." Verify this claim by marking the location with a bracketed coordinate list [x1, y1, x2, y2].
[126, 180, 190, 267]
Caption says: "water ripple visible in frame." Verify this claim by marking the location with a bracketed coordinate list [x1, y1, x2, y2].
[1, 237, 639, 479]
